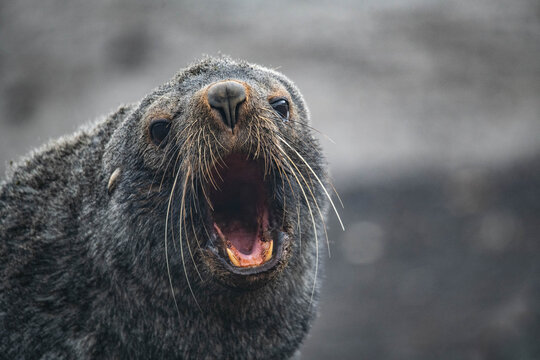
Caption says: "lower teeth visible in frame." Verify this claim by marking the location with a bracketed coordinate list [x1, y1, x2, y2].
[225, 240, 273, 268]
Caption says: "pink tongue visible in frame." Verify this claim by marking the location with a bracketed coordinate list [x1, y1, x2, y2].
[214, 221, 258, 256]
[226, 221, 257, 255]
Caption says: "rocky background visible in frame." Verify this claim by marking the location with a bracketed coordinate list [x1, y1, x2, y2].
[1, 0, 539, 358]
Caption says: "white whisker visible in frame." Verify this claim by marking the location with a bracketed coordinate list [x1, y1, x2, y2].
[165, 164, 182, 319]
[277, 135, 345, 232]
[178, 168, 202, 310]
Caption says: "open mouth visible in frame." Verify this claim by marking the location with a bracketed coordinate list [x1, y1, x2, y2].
[207, 154, 280, 271]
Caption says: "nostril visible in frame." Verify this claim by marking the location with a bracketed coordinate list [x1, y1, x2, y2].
[207, 81, 246, 130]
[216, 108, 228, 126]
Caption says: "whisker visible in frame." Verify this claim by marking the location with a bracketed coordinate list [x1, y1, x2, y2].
[202, 145, 219, 191]
[296, 203, 302, 254]
[164, 161, 182, 320]
[287, 119, 336, 144]
[277, 135, 345, 232]
[276, 144, 330, 257]
[194, 129, 214, 210]
[329, 181, 344, 209]
[208, 130, 227, 167]
[157, 123, 198, 193]
[271, 154, 293, 228]
[181, 168, 203, 281]
[178, 166, 202, 310]
[206, 133, 224, 183]
[148, 142, 177, 196]
[280, 155, 319, 307]
[258, 107, 336, 144]
[278, 130, 343, 212]
[258, 114, 343, 210]
[189, 205, 202, 250]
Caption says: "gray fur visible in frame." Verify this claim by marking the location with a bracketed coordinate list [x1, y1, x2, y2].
[0, 57, 329, 359]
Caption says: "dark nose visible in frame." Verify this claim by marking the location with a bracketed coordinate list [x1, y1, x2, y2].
[207, 81, 246, 131]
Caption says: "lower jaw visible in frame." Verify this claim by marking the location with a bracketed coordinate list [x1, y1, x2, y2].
[225, 238, 273, 268]
[208, 231, 287, 277]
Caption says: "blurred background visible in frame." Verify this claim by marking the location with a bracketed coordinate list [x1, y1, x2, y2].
[1, 0, 539, 358]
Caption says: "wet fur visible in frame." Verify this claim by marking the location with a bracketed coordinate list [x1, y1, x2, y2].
[0, 57, 330, 359]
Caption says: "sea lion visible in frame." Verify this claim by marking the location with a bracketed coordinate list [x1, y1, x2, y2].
[0, 56, 339, 359]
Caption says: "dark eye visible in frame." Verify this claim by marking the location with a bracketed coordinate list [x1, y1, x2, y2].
[149, 119, 171, 147]
[270, 98, 290, 121]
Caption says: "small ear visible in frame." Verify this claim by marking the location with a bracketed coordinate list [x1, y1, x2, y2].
[107, 167, 122, 195]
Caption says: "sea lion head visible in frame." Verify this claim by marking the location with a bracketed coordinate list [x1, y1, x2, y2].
[102, 56, 330, 303]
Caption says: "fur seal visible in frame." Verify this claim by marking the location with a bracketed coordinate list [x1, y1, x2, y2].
[0, 56, 340, 359]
